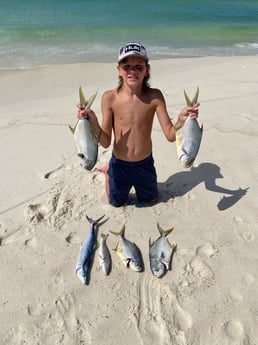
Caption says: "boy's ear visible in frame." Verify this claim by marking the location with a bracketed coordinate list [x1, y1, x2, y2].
[145, 66, 150, 77]
[117, 65, 122, 74]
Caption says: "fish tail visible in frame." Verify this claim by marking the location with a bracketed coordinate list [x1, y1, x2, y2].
[157, 222, 175, 236]
[100, 233, 109, 241]
[184, 89, 193, 106]
[184, 87, 199, 106]
[191, 87, 199, 105]
[109, 224, 125, 237]
[86, 91, 98, 109]
[79, 86, 98, 109]
[79, 85, 87, 106]
[86, 214, 105, 225]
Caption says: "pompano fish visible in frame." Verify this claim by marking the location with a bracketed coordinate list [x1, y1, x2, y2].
[69, 86, 98, 170]
[176, 87, 203, 168]
[149, 223, 176, 278]
[110, 225, 143, 272]
[76, 214, 105, 284]
[98, 233, 111, 275]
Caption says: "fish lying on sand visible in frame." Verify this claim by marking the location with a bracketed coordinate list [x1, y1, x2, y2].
[76, 214, 105, 284]
[98, 233, 111, 275]
[149, 223, 176, 278]
[175, 87, 203, 168]
[69, 86, 98, 170]
[110, 225, 143, 272]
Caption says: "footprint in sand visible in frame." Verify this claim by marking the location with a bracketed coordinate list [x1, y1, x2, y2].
[136, 275, 193, 345]
[52, 293, 91, 345]
[242, 272, 254, 287]
[47, 189, 74, 229]
[3, 325, 28, 345]
[0, 225, 34, 245]
[223, 319, 245, 343]
[26, 303, 44, 316]
[24, 203, 51, 224]
[232, 216, 254, 243]
[183, 255, 214, 288]
[228, 288, 243, 305]
[65, 232, 80, 244]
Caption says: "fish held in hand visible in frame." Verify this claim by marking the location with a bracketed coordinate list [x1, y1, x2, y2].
[110, 225, 143, 272]
[69, 86, 98, 170]
[98, 233, 111, 275]
[149, 223, 176, 278]
[176, 87, 203, 168]
[76, 214, 105, 284]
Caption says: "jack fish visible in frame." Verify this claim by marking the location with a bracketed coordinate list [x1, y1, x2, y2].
[149, 223, 176, 278]
[69, 86, 98, 170]
[110, 225, 143, 272]
[98, 233, 111, 275]
[176, 87, 203, 168]
[76, 214, 105, 284]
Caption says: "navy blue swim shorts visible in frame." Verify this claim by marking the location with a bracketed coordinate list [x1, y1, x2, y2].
[108, 153, 158, 207]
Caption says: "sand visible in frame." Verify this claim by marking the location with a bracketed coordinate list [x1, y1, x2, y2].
[0, 56, 257, 345]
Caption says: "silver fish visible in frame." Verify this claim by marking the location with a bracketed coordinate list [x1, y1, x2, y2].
[176, 87, 203, 168]
[76, 214, 105, 284]
[110, 225, 143, 272]
[98, 233, 111, 275]
[69, 86, 98, 170]
[149, 223, 176, 278]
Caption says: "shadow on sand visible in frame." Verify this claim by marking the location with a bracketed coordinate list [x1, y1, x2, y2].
[158, 162, 249, 211]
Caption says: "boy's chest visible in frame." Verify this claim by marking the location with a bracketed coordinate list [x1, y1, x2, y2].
[113, 97, 156, 123]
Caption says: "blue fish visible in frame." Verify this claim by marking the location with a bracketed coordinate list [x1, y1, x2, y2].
[76, 214, 105, 284]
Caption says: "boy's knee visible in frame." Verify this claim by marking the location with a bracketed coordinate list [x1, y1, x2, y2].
[109, 200, 125, 207]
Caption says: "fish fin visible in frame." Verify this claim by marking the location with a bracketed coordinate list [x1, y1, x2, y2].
[95, 214, 105, 224]
[101, 233, 109, 241]
[85, 91, 97, 109]
[184, 87, 199, 106]
[184, 89, 193, 106]
[68, 120, 79, 134]
[112, 242, 119, 252]
[157, 222, 175, 236]
[79, 86, 98, 109]
[110, 224, 125, 237]
[79, 86, 87, 106]
[191, 86, 199, 105]
[86, 214, 105, 225]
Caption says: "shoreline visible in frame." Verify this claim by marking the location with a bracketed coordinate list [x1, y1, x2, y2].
[1, 50, 258, 71]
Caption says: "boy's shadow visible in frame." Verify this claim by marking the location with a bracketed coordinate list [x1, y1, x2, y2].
[158, 162, 249, 211]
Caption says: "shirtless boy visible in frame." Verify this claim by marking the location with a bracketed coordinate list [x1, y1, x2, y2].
[77, 42, 199, 207]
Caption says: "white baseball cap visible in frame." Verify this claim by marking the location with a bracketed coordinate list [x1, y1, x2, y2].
[118, 42, 149, 63]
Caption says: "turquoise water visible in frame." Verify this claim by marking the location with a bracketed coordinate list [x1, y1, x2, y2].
[0, 0, 258, 68]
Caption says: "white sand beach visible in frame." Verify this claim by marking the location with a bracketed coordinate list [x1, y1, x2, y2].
[0, 56, 257, 344]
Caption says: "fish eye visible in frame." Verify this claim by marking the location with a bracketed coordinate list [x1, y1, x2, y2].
[77, 153, 85, 159]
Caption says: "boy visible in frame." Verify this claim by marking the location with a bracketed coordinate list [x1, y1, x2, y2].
[77, 42, 199, 207]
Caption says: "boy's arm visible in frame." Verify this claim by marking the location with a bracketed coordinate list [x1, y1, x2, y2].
[155, 89, 199, 142]
[154, 89, 177, 142]
[99, 90, 114, 148]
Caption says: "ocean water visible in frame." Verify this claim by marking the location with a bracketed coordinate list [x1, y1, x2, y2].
[0, 0, 258, 69]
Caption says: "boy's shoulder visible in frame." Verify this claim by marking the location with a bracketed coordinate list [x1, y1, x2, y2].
[144, 87, 164, 101]
[102, 88, 117, 100]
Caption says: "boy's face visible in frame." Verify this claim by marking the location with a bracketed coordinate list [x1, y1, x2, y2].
[117, 56, 149, 85]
